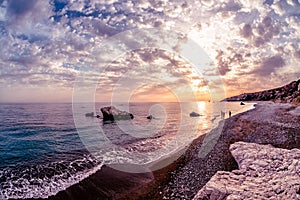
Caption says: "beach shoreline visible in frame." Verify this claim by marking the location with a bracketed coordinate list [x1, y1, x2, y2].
[125, 101, 300, 199]
[45, 102, 300, 200]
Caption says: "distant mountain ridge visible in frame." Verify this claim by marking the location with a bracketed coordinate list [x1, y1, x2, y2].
[224, 79, 300, 105]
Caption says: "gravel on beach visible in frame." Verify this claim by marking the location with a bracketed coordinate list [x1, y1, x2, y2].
[137, 102, 300, 200]
[46, 102, 300, 200]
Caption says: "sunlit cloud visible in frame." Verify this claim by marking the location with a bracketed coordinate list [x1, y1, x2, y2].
[0, 0, 299, 102]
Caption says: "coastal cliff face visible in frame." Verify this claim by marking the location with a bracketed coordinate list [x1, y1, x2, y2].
[193, 142, 300, 200]
[224, 79, 300, 105]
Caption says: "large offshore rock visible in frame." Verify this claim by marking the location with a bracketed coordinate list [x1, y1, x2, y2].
[193, 142, 300, 200]
[100, 106, 134, 121]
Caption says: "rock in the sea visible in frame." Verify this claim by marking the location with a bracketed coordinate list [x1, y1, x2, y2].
[193, 142, 300, 200]
[85, 112, 94, 117]
[147, 115, 153, 119]
[190, 112, 200, 117]
[100, 106, 134, 121]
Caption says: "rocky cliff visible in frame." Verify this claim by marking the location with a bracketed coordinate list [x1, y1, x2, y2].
[224, 79, 300, 105]
[193, 142, 300, 200]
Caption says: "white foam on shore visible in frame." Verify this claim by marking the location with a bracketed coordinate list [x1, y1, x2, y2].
[0, 155, 103, 199]
[0, 102, 258, 198]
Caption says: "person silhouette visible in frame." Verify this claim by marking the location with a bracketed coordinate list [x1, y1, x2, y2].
[229, 111, 232, 117]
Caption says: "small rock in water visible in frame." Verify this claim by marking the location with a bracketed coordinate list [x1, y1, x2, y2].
[85, 112, 94, 117]
[190, 112, 200, 117]
[147, 115, 153, 119]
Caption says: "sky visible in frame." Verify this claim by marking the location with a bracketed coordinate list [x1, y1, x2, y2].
[0, 0, 299, 103]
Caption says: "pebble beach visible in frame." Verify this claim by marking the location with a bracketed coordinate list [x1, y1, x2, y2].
[132, 102, 300, 199]
[44, 102, 300, 200]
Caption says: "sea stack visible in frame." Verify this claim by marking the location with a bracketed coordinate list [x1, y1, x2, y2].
[100, 106, 134, 121]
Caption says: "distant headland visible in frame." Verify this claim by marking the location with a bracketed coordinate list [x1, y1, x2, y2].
[223, 79, 300, 105]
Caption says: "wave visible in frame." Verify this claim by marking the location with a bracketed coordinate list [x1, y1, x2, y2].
[0, 154, 103, 199]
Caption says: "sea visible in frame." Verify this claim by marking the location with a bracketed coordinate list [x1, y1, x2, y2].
[0, 101, 254, 199]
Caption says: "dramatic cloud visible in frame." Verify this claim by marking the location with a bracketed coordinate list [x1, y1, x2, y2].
[241, 24, 253, 38]
[0, 0, 299, 102]
[253, 55, 285, 76]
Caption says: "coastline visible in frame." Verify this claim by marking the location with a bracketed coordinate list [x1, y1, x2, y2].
[46, 102, 300, 200]
[128, 101, 300, 199]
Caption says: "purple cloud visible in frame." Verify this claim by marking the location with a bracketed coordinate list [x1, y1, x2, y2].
[252, 55, 285, 76]
[241, 24, 253, 38]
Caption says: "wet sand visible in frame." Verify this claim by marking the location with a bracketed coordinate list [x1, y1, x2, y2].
[46, 102, 300, 200]
[46, 165, 153, 200]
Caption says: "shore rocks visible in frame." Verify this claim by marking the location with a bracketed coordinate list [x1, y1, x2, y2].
[100, 106, 134, 121]
[193, 142, 300, 200]
[223, 79, 300, 105]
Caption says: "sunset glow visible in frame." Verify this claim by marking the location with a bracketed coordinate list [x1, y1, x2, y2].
[0, 0, 299, 102]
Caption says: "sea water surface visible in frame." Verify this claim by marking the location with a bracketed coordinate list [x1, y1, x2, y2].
[0, 102, 254, 199]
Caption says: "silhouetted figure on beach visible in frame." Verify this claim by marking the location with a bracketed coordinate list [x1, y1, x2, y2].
[229, 111, 232, 117]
